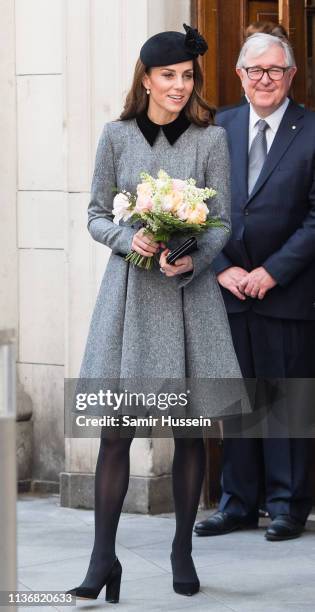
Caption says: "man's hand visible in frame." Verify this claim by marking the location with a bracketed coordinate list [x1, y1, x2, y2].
[159, 248, 193, 277]
[238, 266, 277, 300]
[217, 267, 248, 300]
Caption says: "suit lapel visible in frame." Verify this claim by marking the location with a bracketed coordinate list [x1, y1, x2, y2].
[247, 101, 304, 204]
[229, 104, 249, 202]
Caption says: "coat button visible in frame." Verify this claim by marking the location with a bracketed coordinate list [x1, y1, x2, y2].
[312, 302, 315, 308]
[244, 210, 249, 216]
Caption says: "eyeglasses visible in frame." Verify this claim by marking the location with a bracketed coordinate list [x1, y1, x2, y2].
[243, 66, 292, 81]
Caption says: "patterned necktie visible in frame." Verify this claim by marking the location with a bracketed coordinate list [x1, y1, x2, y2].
[248, 119, 268, 195]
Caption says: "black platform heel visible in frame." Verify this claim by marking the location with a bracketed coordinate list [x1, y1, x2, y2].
[170, 553, 200, 596]
[67, 557, 122, 602]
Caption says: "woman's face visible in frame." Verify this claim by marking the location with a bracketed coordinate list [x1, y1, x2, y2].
[142, 61, 194, 120]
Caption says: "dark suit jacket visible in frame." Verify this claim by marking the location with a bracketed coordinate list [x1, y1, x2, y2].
[216, 95, 248, 114]
[213, 100, 315, 320]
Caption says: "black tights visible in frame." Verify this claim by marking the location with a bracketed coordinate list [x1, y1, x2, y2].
[79, 431, 205, 588]
[171, 436, 205, 584]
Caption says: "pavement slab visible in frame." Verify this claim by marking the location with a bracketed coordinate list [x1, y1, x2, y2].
[16, 494, 315, 612]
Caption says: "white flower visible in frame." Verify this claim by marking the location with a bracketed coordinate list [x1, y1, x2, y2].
[177, 204, 189, 220]
[160, 195, 174, 213]
[172, 179, 186, 191]
[113, 192, 133, 225]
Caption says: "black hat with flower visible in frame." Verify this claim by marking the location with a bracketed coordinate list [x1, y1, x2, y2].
[140, 24, 208, 67]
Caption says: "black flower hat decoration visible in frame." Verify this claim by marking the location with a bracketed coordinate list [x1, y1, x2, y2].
[140, 24, 209, 68]
[183, 23, 208, 56]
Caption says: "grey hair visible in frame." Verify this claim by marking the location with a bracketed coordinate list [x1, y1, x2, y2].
[236, 32, 296, 68]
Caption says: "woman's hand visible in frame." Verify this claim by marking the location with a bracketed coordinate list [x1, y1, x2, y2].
[159, 248, 193, 277]
[131, 229, 161, 258]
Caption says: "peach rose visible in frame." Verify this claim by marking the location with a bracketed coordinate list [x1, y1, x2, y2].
[135, 183, 154, 213]
[137, 182, 153, 198]
[161, 191, 184, 213]
[135, 195, 153, 213]
[186, 203, 208, 224]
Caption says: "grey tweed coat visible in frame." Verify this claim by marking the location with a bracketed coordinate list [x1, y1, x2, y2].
[79, 118, 245, 418]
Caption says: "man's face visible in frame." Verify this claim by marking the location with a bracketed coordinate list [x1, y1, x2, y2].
[236, 44, 297, 117]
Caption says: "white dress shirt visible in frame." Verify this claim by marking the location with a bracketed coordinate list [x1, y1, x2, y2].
[248, 97, 290, 153]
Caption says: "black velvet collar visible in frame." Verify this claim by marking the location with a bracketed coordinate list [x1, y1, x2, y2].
[136, 111, 191, 146]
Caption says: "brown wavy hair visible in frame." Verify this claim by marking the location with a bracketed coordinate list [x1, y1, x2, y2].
[119, 57, 215, 126]
[244, 21, 289, 42]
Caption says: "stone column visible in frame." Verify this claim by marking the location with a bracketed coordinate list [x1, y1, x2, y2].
[0, 0, 18, 331]
[15, 0, 65, 491]
[60, 0, 190, 511]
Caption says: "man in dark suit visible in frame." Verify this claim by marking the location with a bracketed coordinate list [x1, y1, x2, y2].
[195, 33, 315, 541]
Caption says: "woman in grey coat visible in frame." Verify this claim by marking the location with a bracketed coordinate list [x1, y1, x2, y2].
[68, 25, 242, 603]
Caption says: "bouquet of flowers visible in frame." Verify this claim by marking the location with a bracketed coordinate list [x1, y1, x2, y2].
[113, 169, 222, 270]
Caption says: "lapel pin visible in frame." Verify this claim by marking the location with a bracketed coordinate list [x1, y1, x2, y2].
[292, 125, 296, 130]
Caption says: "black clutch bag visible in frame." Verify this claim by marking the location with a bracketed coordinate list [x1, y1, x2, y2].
[166, 237, 198, 265]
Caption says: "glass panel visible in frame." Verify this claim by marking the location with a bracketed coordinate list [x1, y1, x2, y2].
[0, 343, 16, 418]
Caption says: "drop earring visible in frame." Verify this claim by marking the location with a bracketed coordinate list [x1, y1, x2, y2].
[146, 89, 150, 95]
